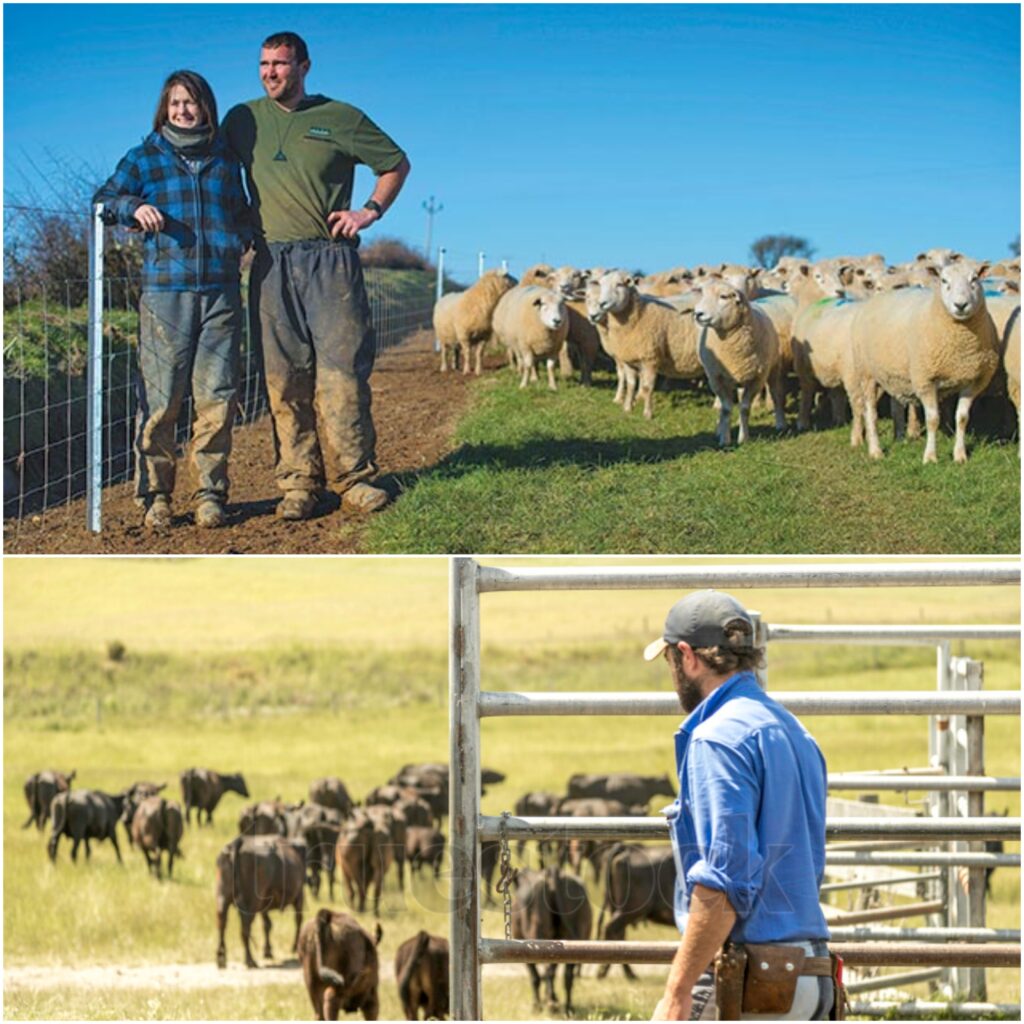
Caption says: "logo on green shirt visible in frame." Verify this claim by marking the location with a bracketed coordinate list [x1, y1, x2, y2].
[306, 127, 332, 140]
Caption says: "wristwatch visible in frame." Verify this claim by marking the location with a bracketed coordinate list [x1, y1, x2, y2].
[363, 199, 384, 218]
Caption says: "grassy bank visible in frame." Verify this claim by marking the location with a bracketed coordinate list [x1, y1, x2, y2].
[366, 371, 1020, 553]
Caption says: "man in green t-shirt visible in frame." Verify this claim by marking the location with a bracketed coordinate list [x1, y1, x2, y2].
[223, 31, 411, 520]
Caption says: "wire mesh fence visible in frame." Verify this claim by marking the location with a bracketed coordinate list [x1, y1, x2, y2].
[3, 205, 437, 525]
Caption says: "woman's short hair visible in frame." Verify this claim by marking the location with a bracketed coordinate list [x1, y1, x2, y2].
[153, 70, 218, 131]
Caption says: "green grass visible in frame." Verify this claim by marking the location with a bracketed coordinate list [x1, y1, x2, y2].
[366, 370, 1021, 553]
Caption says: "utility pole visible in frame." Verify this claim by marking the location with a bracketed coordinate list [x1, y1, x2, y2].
[423, 196, 443, 261]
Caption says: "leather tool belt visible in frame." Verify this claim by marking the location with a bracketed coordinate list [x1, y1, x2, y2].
[713, 941, 846, 1019]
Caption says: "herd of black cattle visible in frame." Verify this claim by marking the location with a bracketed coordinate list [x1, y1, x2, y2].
[23, 765, 681, 1018]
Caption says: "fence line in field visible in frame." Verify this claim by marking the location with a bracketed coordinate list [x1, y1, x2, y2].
[3, 203, 438, 528]
[448, 558, 1021, 1020]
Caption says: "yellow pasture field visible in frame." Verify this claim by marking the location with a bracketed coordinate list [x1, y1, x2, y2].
[4, 556, 1019, 653]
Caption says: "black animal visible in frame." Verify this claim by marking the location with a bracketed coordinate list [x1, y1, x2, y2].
[304, 821, 341, 898]
[335, 812, 382, 915]
[511, 867, 592, 1014]
[215, 834, 306, 968]
[405, 826, 445, 879]
[395, 930, 449, 1020]
[121, 781, 168, 846]
[238, 799, 288, 837]
[557, 797, 648, 876]
[566, 772, 675, 807]
[22, 769, 76, 831]
[481, 840, 500, 905]
[47, 788, 126, 864]
[309, 777, 355, 819]
[180, 767, 249, 826]
[595, 843, 676, 978]
[513, 791, 561, 864]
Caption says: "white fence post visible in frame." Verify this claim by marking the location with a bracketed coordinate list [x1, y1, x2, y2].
[86, 202, 106, 533]
[477, 251, 485, 279]
[449, 557, 482, 1020]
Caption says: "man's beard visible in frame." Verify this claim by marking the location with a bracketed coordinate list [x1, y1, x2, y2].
[668, 651, 705, 713]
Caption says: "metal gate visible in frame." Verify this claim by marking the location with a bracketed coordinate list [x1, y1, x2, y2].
[449, 559, 1022, 1019]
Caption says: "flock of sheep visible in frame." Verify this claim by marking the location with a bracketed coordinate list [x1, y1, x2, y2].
[432, 248, 1021, 462]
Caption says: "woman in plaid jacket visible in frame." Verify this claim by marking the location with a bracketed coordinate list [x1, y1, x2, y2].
[95, 70, 252, 529]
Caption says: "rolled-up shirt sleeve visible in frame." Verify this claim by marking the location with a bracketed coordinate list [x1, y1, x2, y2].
[683, 736, 764, 916]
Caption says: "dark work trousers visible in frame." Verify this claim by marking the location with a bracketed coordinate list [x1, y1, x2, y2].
[135, 287, 241, 503]
[249, 239, 379, 495]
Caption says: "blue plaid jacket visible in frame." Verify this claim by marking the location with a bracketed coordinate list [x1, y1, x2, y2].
[94, 131, 252, 292]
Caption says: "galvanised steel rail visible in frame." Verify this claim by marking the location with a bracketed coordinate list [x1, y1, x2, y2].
[847, 1000, 1020, 1017]
[475, 562, 1020, 592]
[828, 926, 1020, 943]
[767, 624, 1019, 644]
[478, 939, 1022, 969]
[827, 774, 1020, 792]
[478, 690, 1022, 717]
[826, 851, 1019, 869]
[449, 557, 1021, 1021]
[478, 815, 1022, 843]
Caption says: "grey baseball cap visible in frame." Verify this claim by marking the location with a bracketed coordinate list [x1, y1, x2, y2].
[643, 590, 752, 661]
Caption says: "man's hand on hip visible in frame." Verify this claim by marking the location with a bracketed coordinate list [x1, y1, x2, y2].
[327, 208, 378, 240]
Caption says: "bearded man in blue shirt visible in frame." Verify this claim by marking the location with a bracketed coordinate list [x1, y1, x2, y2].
[647, 591, 840, 1021]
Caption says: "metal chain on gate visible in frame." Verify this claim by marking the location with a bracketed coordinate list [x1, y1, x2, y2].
[495, 810, 514, 941]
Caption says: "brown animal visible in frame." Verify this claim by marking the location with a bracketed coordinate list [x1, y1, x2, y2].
[405, 826, 445, 879]
[481, 840, 500, 905]
[365, 804, 406, 892]
[215, 835, 305, 968]
[123, 781, 168, 845]
[335, 812, 382, 916]
[595, 843, 676, 979]
[48, 788, 125, 864]
[395, 930, 450, 1020]
[511, 867, 592, 1014]
[22, 769, 76, 830]
[556, 797, 647, 876]
[298, 908, 382, 1021]
[180, 767, 249, 826]
[126, 795, 184, 880]
[395, 797, 434, 830]
[309, 777, 355, 819]
[238, 800, 288, 837]
[513, 791, 561, 864]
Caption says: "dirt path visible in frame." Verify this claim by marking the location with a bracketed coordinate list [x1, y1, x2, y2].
[3, 331, 479, 555]
[2, 958, 540, 991]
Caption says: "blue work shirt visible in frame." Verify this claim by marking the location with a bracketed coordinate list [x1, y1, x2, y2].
[664, 671, 830, 943]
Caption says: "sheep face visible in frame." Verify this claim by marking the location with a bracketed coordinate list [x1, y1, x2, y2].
[533, 290, 567, 331]
[930, 259, 991, 321]
[584, 279, 607, 324]
[551, 267, 587, 299]
[694, 278, 749, 332]
[597, 271, 636, 315]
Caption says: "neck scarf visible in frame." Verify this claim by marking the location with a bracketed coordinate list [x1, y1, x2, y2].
[160, 122, 215, 158]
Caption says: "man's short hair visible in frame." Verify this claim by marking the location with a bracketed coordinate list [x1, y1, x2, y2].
[262, 31, 309, 64]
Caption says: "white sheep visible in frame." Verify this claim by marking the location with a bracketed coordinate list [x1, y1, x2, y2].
[491, 285, 569, 390]
[584, 276, 636, 405]
[596, 270, 705, 419]
[850, 257, 999, 463]
[520, 263, 556, 286]
[432, 270, 517, 375]
[986, 292, 1021, 423]
[694, 277, 784, 445]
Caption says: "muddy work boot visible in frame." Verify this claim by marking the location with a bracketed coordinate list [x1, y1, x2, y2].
[144, 494, 172, 529]
[195, 499, 226, 529]
[277, 489, 318, 521]
[341, 482, 390, 513]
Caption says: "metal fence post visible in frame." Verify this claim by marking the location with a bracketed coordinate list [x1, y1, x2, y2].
[450, 557, 482, 1020]
[750, 611, 767, 689]
[930, 641, 952, 995]
[434, 247, 446, 353]
[477, 251, 485, 279]
[963, 659, 988, 1001]
[86, 202, 106, 533]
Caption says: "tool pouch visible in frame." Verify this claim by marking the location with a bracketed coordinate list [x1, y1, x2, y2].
[741, 943, 806, 1015]
[714, 942, 748, 1021]
[828, 951, 847, 1021]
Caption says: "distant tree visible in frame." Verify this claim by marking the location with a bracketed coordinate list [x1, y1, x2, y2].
[1011, 234, 1020, 258]
[4, 153, 142, 308]
[749, 234, 816, 269]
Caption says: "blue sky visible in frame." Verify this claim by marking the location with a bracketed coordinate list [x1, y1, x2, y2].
[4, 2, 1020, 281]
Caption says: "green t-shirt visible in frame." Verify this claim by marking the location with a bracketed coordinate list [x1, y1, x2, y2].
[222, 94, 406, 243]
